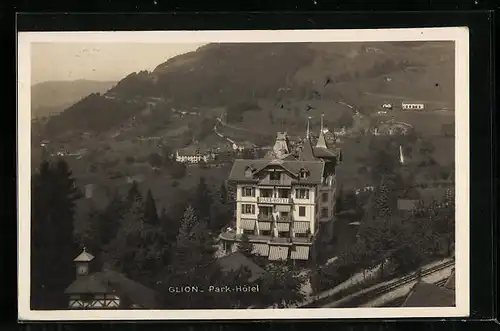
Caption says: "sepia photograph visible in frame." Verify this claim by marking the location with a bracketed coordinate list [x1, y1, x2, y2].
[17, 28, 469, 320]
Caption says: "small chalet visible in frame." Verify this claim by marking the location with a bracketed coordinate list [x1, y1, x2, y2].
[65, 248, 162, 309]
[396, 187, 421, 213]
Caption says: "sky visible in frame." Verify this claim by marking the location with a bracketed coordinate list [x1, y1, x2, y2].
[30, 43, 206, 85]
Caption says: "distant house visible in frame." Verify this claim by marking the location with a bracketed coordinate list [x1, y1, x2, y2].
[396, 188, 421, 213]
[65, 248, 162, 309]
[402, 102, 425, 111]
[175, 146, 216, 164]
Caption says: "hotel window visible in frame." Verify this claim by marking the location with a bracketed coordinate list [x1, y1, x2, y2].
[296, 189, 309, 199]
[260, 230, 271, 236]
[279, 231, 290, 238]
[321, 208, 329, 218]
[260, 189, 273, 197]
[278, 189, 290, 198]
[243, 229, 254, 235]
[321, 192, 329, 203]
[299, 206, 306, 217]
[270, 171, 281, 181]
[300, 169, 309, 179]
[242, 187, 255, 197]
[242, 204, 255, 214]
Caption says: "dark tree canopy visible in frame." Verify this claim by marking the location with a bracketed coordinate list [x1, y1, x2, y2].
[31, 159, 79, 309]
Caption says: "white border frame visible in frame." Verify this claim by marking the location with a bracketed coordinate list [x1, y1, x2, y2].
[17, 27, 470, 321]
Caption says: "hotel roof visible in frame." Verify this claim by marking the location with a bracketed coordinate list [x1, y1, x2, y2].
[228, 158, 325, 184]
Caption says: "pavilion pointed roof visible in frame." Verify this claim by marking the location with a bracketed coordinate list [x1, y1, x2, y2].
[73, 247, 95, 262]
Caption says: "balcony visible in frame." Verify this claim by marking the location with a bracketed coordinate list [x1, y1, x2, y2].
[275, 214, 293, 222]
[258, 213, 273, 221]
[259, 178, 292, 187]
[257, 197, 292, 204]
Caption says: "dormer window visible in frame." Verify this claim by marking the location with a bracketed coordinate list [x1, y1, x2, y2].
[299, 168, 309, 179]
[270, 171, 281, 181]
[245, 166, 254, 178]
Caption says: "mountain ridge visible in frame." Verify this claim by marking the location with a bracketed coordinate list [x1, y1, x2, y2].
[40, 41, 455, 137]
[31, 79, 117, 118]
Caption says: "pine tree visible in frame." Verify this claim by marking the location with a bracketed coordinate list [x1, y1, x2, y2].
[126, 181, 142, 206]
[31, 159, 79, 309]
[194, 177, 212, 221]
[209, 184, 232, 231]
[102, 194, 167, 285]
[173, 205, 201, 271]
[219, 182, 228, 205]
[144, 189, 159, 225]
[372, 176, 395, 220]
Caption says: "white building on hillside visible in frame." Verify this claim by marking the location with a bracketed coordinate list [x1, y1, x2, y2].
[219, 119, 341, 262]
[175, 146, 215, 164]
[402, 102, 425, 110]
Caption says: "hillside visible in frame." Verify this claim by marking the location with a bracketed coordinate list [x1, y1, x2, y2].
[43, 41, 455, 137]
[31, 79, 116, 118]
[111, 41, 454, 108]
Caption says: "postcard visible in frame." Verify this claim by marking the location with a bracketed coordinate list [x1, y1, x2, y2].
[18, 27, 469, 320]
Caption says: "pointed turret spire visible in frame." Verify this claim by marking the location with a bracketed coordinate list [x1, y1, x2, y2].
[306, 116, 311, 139]
[316, 113, 329, 149]
[399, 145, 405, 165]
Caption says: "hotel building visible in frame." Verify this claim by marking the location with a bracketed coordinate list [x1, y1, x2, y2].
[219, 118, 341, 262]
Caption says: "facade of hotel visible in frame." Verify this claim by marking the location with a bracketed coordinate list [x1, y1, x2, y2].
[219, 119, 340, 262]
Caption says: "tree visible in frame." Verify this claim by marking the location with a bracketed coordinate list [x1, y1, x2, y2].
[218, 183, 228, 205]
[102, 196, 167, 286]
[172, 205, 202, 271]
[126, 181, 142, 206]
[144, 189, 160, 225]
[237, 234, 253, 257]
[31, 159, 79, 309]
[194, 177, 212, 222]
[162, 146, 174, 165]
[369, 176, 396, 221]
[209, 184, 232, 231]
[148, 152, 163, 168]
[257, 264, 306, 308]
